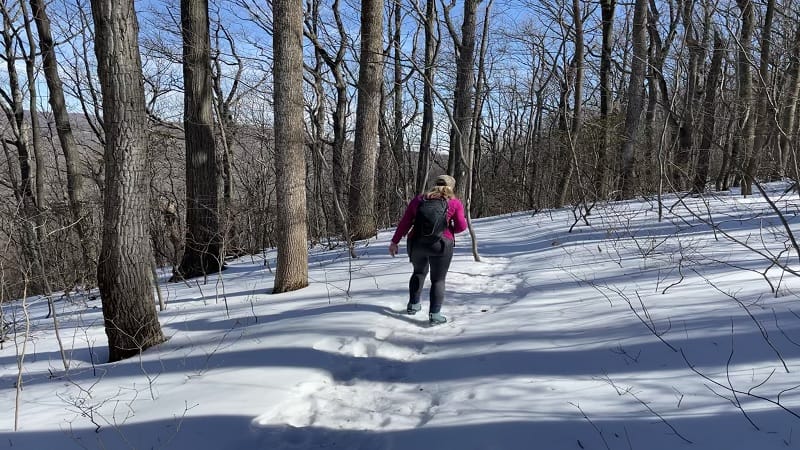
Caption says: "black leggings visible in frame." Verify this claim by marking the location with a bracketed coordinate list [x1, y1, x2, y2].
[408, 238, 455, 314]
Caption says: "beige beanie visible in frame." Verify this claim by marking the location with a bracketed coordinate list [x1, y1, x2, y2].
[435, 174, 456, 189]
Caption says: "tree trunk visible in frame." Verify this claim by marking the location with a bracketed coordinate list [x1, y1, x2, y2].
[30, 0, 94, 282]
[597, 0, 615, 198]
[348, 0, 383, 241]
[693, 31, 724, 194]
[617, 0, 648, 199]
[734, 0, 755, 196]
[391, 0, 409, 204]
[1, 6, 42, 293]
[780, 23, 800, 180]
[674, 0, 703, 191]
[746, 0, 775, 183]
[309, 26, 331, 242]
[557, 0, 584, 207]
[90, 0, 167, 362]
[177, 0, 222, 279]
[304, 0, 349, 237]
[211, 24, 243, 256]
[272, 0, 308, 293]
[467, 0, 492, 262]
[20, 3, 45, 214]
[416, 0, 437, 195]
[449, 0, 479, 200]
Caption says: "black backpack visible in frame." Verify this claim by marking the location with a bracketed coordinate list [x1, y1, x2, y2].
[413, 197, 448, 245]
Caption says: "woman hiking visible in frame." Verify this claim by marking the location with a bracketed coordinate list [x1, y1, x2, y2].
[388, 174, 468, 325]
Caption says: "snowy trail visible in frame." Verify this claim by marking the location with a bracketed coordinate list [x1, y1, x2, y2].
[247, 251, 520, 449]
[4, 186, 800, 450]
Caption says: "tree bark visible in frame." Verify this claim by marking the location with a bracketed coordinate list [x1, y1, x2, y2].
[391, 0, 409, 204]
[597, 0, 615, 198]
[557, 0, 584, 207]
[746, 0, 775, 184]
[780, 23, 800, 180]
[90, 0, 167, 362]
[348, 0, 383, 240]
[673, 0, 703, 191]
[693, 31, 724, 194]
[272, 0, 308, 293]
[733, 0, 755, 195]
[416, 0, 437, 195]
[618, 0, 648, 199]
[448, 0, 479, 200]
[177, 0, 222, 279]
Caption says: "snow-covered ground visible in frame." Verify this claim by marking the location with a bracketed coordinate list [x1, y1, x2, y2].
[3, 184, 800, 449]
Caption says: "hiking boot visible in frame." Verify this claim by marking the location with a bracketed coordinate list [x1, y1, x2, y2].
[429, 312, 447, 325]
[406, 302, 422, 315]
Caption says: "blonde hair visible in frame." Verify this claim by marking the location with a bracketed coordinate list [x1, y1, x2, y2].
[425, 185, 455, 200]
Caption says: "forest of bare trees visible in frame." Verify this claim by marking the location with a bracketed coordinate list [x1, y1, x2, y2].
[2, 0, 800, 359]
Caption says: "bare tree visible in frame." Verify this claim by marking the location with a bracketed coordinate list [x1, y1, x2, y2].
[730, 0, 755, 195]
[303, 0, 352, 238]
[210, 8, 250, 256]
[348, 0, 384, 241]
[176, 0, 222, 279]
[671, 0, 705, 191]
[597, 0, 615, 197]
[780, 22, 800, 181]
[618, 0, 648, 199]
[0, 2, 43, 293]
[693, 30, 725, 194]
[746, 0, 775, 189]
[556, 0, 585, 206]
[444, 0, 479, 201]
[272, 0, 308, 293]
[90, 0, 167, 362]
[389, 0, 412, 205]
[415, 0, 439, 196]
[29, 0, 94, 283]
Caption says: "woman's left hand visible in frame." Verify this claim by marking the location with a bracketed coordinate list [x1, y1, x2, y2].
[389, 242, 399, 257]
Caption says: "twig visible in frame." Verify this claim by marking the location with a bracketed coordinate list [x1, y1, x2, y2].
[626, 389, 693, 444]
[14, 281, 31, 432]
[695, 270, 789, 373]
[681, 348, 800, 421]
[569, 402, 611, 450]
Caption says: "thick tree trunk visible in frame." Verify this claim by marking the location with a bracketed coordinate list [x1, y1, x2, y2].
[272, 0, 308, 293]
[90, 0, 167, 362]
[177, 0, 222, 279]
[348, 0, 383, 241]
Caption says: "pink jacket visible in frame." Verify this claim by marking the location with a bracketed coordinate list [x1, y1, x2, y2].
[391, 195, 468, 244]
